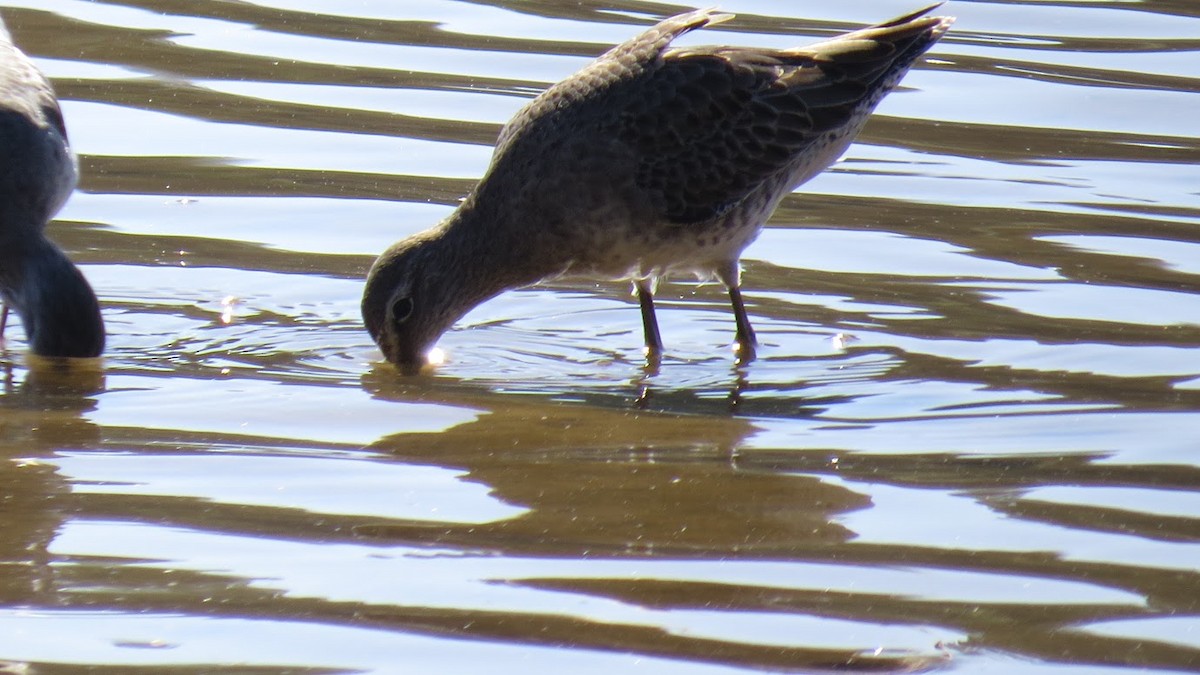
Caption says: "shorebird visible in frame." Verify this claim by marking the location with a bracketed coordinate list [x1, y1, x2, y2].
[364, 5, 953, 371]
[0, 16, 104, 358]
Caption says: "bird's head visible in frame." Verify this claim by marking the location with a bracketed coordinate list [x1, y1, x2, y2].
[361, 232, 468, 374]
[5, 242, 104, 359]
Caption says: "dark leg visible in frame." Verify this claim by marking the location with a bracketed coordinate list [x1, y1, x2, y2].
[0, 304, 7, 338]
[635, 278, 663, 355]
[728, 284, 757, 361]
[717, 262, 756, 361]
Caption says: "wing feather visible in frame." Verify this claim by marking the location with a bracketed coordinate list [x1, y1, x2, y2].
[615, 7, 951, 223]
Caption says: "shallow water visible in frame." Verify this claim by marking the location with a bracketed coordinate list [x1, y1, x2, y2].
[2, 0, 1199, 672]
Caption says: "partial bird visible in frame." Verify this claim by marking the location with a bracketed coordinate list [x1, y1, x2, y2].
[0, 15, 104, 358]
[363, 5, 953, 372]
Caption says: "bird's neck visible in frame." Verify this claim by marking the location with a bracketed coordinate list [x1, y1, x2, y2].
[1, 235, 104, 358]
[436, 198, 556, 295]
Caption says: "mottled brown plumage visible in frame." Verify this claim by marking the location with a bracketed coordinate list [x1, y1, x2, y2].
[364, 5, 953, 370]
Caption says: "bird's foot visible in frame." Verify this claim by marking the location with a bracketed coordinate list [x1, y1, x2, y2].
[641, 344, 663, 377]
[732, 339, 756, 365]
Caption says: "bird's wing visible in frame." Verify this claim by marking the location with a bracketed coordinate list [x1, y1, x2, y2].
[494, 9, 733, 155]
[0, 39, 69, 140]
[617, 6, 950, 224]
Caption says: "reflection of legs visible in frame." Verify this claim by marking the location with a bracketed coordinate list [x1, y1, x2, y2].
[636, 278, 663, 355]
[717, 261, 756, 361]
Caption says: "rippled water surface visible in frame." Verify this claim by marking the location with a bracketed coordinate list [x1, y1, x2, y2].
[2, 0, 1199, 672]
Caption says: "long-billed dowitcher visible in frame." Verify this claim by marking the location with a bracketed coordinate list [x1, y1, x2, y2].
[0, 16, 103, 358]
[364, 5, 952, 371]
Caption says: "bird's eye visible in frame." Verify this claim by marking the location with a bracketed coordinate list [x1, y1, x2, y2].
[390, 296, 415, 324]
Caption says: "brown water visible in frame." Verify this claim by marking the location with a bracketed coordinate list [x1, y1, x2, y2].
[2, 1, 1199, 672]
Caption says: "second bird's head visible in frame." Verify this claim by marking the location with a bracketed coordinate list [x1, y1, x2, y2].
[4, 246, 105, 359]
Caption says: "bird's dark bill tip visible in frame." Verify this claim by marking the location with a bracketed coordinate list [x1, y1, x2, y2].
[388, 346, 445, 376]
